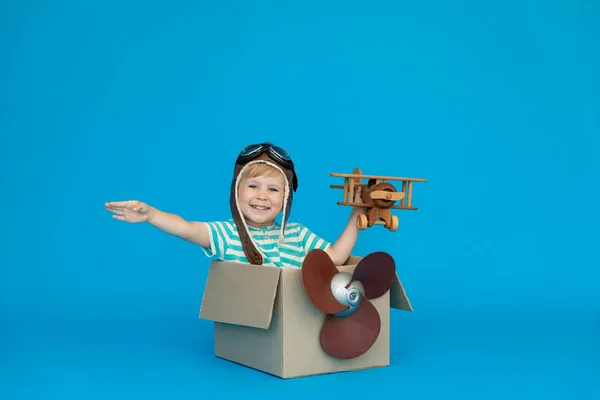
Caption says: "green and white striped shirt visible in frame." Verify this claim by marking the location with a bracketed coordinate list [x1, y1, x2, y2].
[201, 219, 330, 269]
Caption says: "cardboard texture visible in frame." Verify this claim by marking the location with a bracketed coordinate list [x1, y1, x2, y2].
[199, 255, 412, 379]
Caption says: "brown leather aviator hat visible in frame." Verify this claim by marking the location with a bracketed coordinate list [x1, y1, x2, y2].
[230, 143, 299, 265]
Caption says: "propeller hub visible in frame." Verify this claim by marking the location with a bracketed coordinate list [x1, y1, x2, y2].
[330, 272, 365, 318]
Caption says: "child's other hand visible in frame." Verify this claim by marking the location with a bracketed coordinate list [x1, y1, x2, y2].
[105, 200, 152, 223]
[352, 186, 366, 211]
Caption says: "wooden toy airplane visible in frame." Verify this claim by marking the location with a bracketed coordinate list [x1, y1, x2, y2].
[330, 168, 426, 231]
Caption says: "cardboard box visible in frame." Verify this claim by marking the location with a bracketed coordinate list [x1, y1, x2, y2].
[198, 255, 412, 379]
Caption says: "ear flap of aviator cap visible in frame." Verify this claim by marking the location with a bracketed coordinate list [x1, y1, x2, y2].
[230, 162, 263, 265]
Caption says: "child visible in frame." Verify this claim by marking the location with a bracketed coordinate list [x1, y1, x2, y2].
[105, 142, 363, 267]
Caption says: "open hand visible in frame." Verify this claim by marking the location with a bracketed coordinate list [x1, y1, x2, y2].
[105, 200, 152, 223]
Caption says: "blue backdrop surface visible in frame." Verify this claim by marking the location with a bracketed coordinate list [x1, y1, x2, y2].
[1, 0, 599, 399]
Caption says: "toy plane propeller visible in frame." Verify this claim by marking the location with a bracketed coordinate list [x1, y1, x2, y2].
[329, 168, 426, 231]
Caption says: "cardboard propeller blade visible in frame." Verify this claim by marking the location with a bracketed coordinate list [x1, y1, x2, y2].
[319, 296, 381, 359]
[301, 249, 348, 314]
[349, 251, 395, 300]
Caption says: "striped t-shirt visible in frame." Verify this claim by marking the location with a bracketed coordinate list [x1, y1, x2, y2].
[201, 219, 331, 269]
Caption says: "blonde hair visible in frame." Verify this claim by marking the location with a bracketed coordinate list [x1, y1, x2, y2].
[241, 162, 282, 180]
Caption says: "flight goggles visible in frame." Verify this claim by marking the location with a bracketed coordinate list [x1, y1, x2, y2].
[236, 142, 298, 191]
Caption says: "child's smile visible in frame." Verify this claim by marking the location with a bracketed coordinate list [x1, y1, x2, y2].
[250, 204, 271, 212]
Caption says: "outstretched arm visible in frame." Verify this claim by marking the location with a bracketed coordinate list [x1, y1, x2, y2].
[325, 187, 364, 266]
[105, 201, 210, 248]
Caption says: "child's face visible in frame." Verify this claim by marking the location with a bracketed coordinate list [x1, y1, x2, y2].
[238, 173, 285, 228]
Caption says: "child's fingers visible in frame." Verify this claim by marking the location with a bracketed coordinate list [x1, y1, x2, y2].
[112, 215, 125, 221]
[106, 204, 126, 212]
[106, 201, 127, 207]
[105, 205, 123, 213]
[132, 202, 150, 214]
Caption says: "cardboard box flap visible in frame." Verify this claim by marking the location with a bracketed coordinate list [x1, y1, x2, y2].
[390, 272, 412, 311]
[199, 260, 281, 329]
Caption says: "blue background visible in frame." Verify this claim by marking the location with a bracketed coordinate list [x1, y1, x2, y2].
[2, 0, 599, 398]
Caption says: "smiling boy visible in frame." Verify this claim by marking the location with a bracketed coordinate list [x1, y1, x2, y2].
[105, 142, 362, 268]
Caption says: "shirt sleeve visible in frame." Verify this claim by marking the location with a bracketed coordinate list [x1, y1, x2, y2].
[201, 221, 230, 260]
[297, 223, 331, 254]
